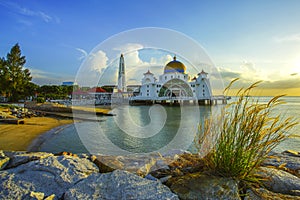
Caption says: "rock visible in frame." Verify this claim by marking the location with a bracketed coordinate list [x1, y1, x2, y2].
[145, 173, 159, 181]
[282, 150, 300, 157]
[168, 172, 240, 200]
[150, 152, 205, 180]
[263, 152, 300, 173]
[0, 155, 99, 199]
[64, 169, 179, 200]
[4, 151, 54, 169]
[159, 175, 172, 183]
[258, 167, 300, 196]
[0, 151, 10, 170]
[92, 152, 162, 176]
[0, 156, 9, 170]
[44, 194, 56, 200]
[160, 149, 192, 159]
[30, 191, 45, 200]
[245, 187, 300, 200]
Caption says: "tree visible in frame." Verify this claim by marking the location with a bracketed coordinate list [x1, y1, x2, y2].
[0, 57, 9, 96]
[4, 44, 32, 101]
[24, 82, 39, 99]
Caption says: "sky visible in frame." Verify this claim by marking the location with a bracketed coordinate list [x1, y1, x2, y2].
[1, 0, 300, 96]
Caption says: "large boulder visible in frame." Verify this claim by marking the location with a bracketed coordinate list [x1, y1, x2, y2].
[168, 172, 240, 200]
[64, 169, 179, 200]
[92, 152, 164, 176]
[0, 155, 99, 199]
[258, 167, 300, 196]
[4, 151, 54, 169]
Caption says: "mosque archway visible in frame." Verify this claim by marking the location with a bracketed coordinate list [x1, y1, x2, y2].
[158, 78, 193, 98]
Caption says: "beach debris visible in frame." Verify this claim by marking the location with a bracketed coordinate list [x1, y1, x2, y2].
[0, 106, 45, 123]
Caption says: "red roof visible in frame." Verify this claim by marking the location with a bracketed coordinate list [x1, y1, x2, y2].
[87, 87, 107, 93]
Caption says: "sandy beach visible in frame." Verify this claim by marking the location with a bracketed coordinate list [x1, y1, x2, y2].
[0, 117, 73, 151]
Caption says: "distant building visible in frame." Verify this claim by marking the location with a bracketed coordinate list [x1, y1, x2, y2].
[62, 81, 77, 86]
[117, 54, 126, 92]
[130, 56, 215, 104]
[72, 87, 111, 105]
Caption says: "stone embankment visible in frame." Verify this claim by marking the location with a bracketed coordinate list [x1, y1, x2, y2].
[0, 107, 45, 120]
[0, 150, 299, 199]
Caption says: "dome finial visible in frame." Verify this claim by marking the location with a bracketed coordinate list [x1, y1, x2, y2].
[173, 55, 176, 61]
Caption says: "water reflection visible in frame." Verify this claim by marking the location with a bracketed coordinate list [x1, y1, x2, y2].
[40, 105, 219, 154]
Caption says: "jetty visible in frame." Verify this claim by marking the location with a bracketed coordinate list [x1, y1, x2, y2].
[0, 118, 25, 125]
[129, 95, 228, 106]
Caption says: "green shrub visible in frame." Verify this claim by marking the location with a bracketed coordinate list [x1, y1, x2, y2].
[196, 79, 298, 180]
[37, 97, 45, 103]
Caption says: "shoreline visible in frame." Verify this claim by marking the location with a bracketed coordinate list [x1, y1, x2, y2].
[0, 117, 73, 151]
[27, 123, 74, 152]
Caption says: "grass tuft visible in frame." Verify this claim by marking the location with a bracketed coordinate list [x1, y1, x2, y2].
[196, 79, 298, 180]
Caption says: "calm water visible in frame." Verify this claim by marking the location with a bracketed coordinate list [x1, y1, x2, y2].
[38, 96, 300, 154]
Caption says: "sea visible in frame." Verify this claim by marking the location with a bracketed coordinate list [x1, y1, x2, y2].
[35, 96, 300, 155]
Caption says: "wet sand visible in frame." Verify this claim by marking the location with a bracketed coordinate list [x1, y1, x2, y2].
[0, 117, 73, 151]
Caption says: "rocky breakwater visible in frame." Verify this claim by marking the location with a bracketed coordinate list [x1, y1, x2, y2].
[0, 150, 299, 199]
[0, 107, 45, 119]
[0, 151, 178, 199]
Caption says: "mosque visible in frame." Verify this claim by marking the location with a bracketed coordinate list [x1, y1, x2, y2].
[124, 55, 224, 105]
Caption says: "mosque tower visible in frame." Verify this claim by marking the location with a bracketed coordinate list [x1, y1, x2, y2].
[117, 54, 126, 92]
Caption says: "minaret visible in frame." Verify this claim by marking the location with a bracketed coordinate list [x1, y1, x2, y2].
[118, 54, 126, 92]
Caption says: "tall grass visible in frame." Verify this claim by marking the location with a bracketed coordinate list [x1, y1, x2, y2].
[197, 79, 298, 180]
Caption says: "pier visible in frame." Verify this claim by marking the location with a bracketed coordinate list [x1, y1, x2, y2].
[129, 95, 228, 106]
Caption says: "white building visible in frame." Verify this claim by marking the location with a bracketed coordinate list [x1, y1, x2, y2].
[130, 56, 214, 105]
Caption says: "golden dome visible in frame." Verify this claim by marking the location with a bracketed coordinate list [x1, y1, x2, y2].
[164, 56, 186, 74]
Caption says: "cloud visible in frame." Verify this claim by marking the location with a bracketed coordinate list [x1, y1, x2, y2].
[240, 61, 257, 73]
[218, 67, 242, 80]
[113, 43, 145, 67]
[113, 43, 143, 52]
[75, 50, 109, 86]
[217, 64, 300, 93]
[260, 77, 300, 89]
[273, 33, 300, 43]
[0, 1, 60, 23]
[87, 50, 108, 73]
[28, 68, 74, 85]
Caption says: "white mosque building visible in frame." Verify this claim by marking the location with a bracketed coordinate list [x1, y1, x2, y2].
[129, 56, 222, 105]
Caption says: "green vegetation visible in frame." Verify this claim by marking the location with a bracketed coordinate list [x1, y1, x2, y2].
[0, 43, 77, 102]
[196, 79, 298, 181]
[0, 44, 33, 102]
[0, 104, 20, 109]
[37, 85, 75, 100]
